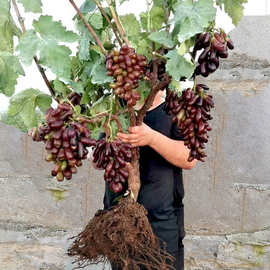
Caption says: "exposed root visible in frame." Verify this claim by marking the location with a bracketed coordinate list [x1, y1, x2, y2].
[67, 196, 175, 270]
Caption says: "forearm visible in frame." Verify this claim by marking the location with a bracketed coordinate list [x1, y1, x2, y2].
[149, 129, 196, 170]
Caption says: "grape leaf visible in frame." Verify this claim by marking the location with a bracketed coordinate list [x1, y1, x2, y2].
[0, 0, 10, 14]
[69, 81, 85, 93]
[137, 80, 151, 105]
[0, 111, 28, 132]
[166, 49, 194, 80]
[139, 12, 148, 31]
[78, 33, 91, 60]
[16, 30, 41, 66]
[36, 94, 52, 113]
[90, 13, 103, 29]
[120, 14, 141, 37]
[53, 79, 70, 97]
[39, 41, 72, 79]
[150, 6, 165, 31]
[148, 31, 174, 48]
[18, 0, 42, 13]
[91, 58, 113, 84]
[119, 0, 129, 4]
[140, 7, 165, 31]
[8, 88, 52, 128]
[0, 52, 25, 96]
[173, 0, 216, 42]
[153, 0, 164, 6]
[0, 1, 21, 52]
[89, 95, 111, 116]
[80, 0, 96, 13]
[33, 15, 78, 42]
[76, 17, 95, 61]
[216, 0, 247, 26]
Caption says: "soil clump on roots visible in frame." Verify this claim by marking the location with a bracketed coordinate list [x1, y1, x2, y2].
[67, 196, 175, 269]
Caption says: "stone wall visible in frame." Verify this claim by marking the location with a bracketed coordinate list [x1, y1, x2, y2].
[0, 16, 269, 270]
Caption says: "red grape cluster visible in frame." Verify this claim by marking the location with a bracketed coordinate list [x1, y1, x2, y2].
[165, 85, 214, 162]
[194, 31, 234, 77]
[92, 139, 132, 193]
[106, 45, 148, 106]
[30, 103, 96, 181]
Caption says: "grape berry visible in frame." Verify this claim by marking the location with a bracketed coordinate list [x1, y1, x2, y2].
[92, 139, 132, 193]
[30, 103, 96, 181]
[165, 85, 214, 162]
[106, 45, 147, 106]
[194, 30, 234, 77]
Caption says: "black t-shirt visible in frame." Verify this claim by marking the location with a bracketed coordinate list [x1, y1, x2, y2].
[103, 102, 185, 220]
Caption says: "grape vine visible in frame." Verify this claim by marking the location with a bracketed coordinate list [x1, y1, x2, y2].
[0, 0, 246, 268]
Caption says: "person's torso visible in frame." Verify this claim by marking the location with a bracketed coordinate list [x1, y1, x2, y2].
[103, 102, 185, 220]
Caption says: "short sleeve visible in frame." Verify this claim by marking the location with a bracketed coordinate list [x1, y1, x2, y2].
[171, 122, 185, 141]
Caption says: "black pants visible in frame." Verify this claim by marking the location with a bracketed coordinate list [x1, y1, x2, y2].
[111, 207, 185, 270]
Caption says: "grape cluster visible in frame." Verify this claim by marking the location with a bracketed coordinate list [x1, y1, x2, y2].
[194, 31, 234, 77]
[92, 139, 132, 193]
[165, 85, 214, 162]
[106, 45, 147, 106]
[30, 103, 96, 181]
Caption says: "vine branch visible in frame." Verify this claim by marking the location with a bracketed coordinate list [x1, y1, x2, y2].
[68, 0, 106, 55]
[11, 0, 58, 101]
[106, 1, 130, 46]
[79, 109, 127, 127]
[93, 0, 122, 46]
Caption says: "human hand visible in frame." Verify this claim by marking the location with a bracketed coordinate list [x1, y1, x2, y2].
[117, 123, 156, 147]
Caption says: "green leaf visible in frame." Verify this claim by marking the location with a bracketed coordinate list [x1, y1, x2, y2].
[178, 37, 196, 55]
[69, 81, 85, 93]
[173, 0, 216, 41]
[137, 80, 151, 105]
[120, 14, 141, 37]
[153, 0, 164, 6]
[39, 41, 72, 79]
[76, 18, 95, 61]
[139, 12, 148, 31]
[136, 38, 152, 59]
[36, 94, 52, 113]
[150, 6, 165, 31]
[0, 53, 25, 96]
[0, 1, 21, 52]
[91, 58, 113, 84]
[0, 0, 10, 14]
[16, 30, 41, 66]
[53, 79, 70, 97]
[119, 0, 128, 4]
[80, 0, 96, 13]
[18, 0, 42, 13]
[74, 105, 81, 115]
[148, 31, 174, 48]
[33, 15, 78, 42]
[216, 0, 247, 26]
[89, 95, 111, 116]
[78, 34, 91, 60]
[0, 111, 28, 132]
[166, 49, 194, 80]
[8, 88, 52, 128]
[90, 13, 103, 29]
